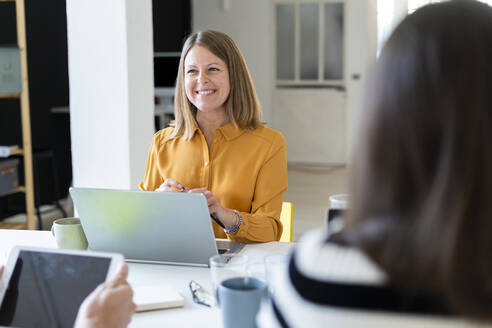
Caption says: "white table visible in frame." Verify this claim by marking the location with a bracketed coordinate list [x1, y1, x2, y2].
[0, 230, 294, 328]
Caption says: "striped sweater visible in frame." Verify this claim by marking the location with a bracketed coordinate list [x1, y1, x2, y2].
[257, 229, 491, 328]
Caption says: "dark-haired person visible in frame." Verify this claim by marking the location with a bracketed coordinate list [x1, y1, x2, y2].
[140, 30, 287, 243]
[0, 264, 135, 328]
[258, 1, 492, 326]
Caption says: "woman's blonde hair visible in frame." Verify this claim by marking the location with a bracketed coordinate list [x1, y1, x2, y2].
[171, 30, 263, 139]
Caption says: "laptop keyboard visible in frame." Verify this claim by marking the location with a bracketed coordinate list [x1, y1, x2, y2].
[216, 240, 230, 251]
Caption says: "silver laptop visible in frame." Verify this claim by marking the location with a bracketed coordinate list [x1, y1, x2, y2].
[69, 187, 244, 267]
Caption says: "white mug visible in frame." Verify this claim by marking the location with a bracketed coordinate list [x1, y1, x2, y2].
[51, 217, 88, 250]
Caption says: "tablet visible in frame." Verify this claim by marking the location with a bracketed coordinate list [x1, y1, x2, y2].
[0, 246, 123, 328]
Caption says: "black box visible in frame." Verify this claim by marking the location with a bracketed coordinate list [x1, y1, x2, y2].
[0, 158, 19, 196]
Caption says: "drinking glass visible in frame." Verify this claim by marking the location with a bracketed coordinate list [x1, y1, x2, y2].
[328, 193, 349, 234]
[264, 253, 289, 296]
[209, 254, 248, 303]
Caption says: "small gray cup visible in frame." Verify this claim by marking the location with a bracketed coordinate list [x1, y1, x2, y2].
[217, 277, 267, 328]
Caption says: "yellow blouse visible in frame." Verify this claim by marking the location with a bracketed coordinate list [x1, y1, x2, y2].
[139, 123, 288, 243]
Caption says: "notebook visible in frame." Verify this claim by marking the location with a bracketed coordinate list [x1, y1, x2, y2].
[133, 284, 185, 312]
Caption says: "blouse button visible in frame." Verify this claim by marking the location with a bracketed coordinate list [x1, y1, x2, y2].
[204, 161, 209, 166]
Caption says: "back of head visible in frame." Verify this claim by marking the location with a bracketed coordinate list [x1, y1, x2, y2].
[348, 0, 492, 319]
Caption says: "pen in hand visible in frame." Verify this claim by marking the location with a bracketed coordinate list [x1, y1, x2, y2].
[180, 184, 226, 229]
[210, 214, 226, 229]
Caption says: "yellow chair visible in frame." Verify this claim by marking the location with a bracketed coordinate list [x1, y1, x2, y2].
[280, 202, 293, 242]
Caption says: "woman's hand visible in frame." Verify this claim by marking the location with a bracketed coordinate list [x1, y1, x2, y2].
[189, 188, 238, 229]
[74, 263, 136, 328]
[156, 178, 189, 192]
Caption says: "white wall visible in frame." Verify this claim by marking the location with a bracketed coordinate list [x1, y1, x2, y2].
[274, 88, 346, 164]
[192, 0, 273, 124]
[346, 0, 377, 162]
[66, 0, 154, 189]
[377, 0, 407, 52]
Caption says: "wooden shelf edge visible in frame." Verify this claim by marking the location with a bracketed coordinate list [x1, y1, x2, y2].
[3, 0, 37, 231]
[0, 148, 23, 156]
[8, 148, 24, 156]
[0, 93, 21, 99]
[0, 186, 25, 197]
[0, 222, 27, 230]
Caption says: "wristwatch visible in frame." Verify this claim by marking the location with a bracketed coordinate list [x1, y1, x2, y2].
[224, 210, 242, 234]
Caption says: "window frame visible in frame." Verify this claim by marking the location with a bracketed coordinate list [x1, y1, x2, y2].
[273, 0, 347, 89]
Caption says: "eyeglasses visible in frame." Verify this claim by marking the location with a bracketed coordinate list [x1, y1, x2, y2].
[189, 280, 215, 307]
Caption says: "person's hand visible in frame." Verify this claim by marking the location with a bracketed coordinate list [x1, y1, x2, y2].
[156, 178, 189, 192]
[0, 265, 3, 290]
[74, 263, 136, 328]
[189, 188, 238, 229]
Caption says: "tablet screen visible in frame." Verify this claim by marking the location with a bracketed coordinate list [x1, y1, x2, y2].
[0, 250, 111, 328]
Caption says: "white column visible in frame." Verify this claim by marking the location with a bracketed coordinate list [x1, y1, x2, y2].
[66, 0, 154, 189]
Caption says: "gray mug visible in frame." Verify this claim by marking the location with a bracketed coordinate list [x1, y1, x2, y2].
[217, 277, 267, 328]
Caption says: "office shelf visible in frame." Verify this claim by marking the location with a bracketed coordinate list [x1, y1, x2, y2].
[0, 222, 27, 229]
[0, 186, 25, 197]
[8, 148, 23, 156]
[0, 93, 21, 99]
[0, 0, 36, 230]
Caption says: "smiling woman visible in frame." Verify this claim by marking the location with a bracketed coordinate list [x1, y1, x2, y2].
[183, 45, 231, 118]
[172, 30, 264, 141]
[139, 30, 288, 244]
